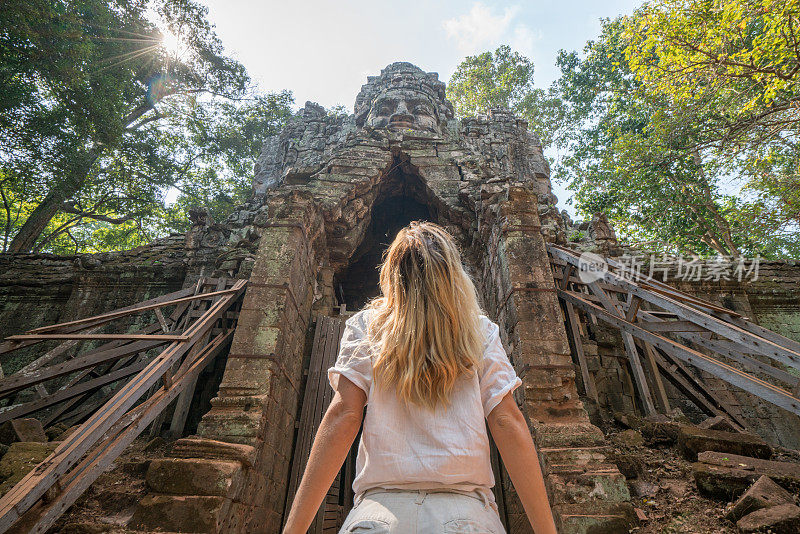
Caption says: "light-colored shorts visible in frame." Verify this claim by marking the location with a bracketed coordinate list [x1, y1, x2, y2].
[338, 488, 507, 533]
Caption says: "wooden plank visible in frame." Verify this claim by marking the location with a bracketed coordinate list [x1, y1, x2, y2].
[0, 360, 149, 424]
[23, 288, 237, 335]
[0, 281, 245, 532]
[587, 282, 656, 415]
[0, 339, 167, 397]
[19, 330, 233, 534]
[285, 317, 327, 519]
[6, 334, 188, 342]
[0, 288, 196, 357]
[625, 295, 642, 322]
[633, 309, 800, 390]
[168, 278, 226, 438]
[40, 354, 143, 427]
[562, 301, 599, 403]
[549, 245, 800, 373]
[559, 289, 800, 416]
[311, 317, 339, 534]
[641, 342, 671, 413]
[648, 347, 735, 421]
[638, 321, 708, 333]
[154, 309, 170, 332]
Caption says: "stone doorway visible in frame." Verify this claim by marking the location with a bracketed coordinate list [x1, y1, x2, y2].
[334, 194, 432, 310]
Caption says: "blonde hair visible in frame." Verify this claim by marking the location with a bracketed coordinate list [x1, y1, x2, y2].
[366, 221, 484, 409]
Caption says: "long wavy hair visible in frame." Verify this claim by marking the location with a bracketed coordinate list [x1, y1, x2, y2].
[366, 221, 484, 409]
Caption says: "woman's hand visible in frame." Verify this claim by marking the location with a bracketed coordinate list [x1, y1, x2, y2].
[487, 393, 558, 534]
[282, 376, 366, 534]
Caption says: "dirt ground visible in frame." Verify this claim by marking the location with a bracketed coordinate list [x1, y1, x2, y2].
[611, 437, 738, 534]
[50, 436, 172, 534]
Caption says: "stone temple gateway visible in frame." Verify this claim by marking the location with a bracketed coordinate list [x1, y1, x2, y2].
[131, 61, 630, 533]
[6, 62, 800, 533]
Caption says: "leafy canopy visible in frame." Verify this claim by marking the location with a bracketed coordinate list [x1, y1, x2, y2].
[447, 45, 563, 147]
[0, 0, 292, 253]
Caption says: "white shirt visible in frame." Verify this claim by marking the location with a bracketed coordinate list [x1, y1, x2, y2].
[327, 309, 522, 503]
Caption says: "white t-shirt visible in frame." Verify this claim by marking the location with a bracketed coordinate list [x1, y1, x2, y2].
[327, 308, 522, 503]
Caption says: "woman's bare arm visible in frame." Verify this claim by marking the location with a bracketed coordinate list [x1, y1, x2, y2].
[282, 376, 366, 534]
[487, 393, 558, 534]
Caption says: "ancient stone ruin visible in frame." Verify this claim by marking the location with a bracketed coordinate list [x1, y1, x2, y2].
[1, 61, 800, 534]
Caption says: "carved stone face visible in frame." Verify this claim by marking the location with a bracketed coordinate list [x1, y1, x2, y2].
[365, 88, 441, 134]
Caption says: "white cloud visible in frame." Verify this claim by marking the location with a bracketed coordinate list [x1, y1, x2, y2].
[443, 3, 519, 54]
[443, 2, 539, 57]
[509, 25, 541, 57]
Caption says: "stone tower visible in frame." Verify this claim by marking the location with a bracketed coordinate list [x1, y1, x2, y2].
[71, 62, 633, 533]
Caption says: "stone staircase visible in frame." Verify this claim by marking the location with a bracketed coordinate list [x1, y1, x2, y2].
[47, 438, 170, 534]
[536, 423, 636, 533]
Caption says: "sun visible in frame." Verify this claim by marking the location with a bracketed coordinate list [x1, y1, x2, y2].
[159, 30, 183, 57]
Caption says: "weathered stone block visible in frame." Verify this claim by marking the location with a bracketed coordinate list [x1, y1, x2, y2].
[693, 451, 800, 500]
[737, 503, 800, 533]
[0, 419, 46, 445]
[146, 458, 242, 497]
[698, 415, 739, 433]
[725, 475, 796, 522]
[678, 425, 772, 461]
[130, 494, 226, 533]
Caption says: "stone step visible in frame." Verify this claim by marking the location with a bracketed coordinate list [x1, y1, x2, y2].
[129, 494, 226, 533]
[552, 501, 637, 534]
[93, 488, 143, 515]
[534, 422, 607, 449]
[540, 445, 609, 466]
[548, 464, 631, 505]
[693, 451, 800, 500]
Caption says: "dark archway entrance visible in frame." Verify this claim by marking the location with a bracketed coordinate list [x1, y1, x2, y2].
[334, 194, 432, 311]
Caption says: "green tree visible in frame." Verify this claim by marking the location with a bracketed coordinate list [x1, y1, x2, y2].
[624, 0, 800, 252]
[447, 45, 563, 146]
[553, 16, 799, 257]
[0, 0, 292, 253]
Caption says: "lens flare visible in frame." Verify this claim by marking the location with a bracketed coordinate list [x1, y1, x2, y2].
[159, 30, 183, 56]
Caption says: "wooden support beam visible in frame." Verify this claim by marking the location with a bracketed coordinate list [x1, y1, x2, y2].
[641, 342, 671, 413]
[0, 339, 167, 397]
[586, 281, 657, 415]
[633, 309, 800, 391]
[559, 288, 800, 417]
[549, 245, 800, 373]
[562, 301, 599, 404]
[0, 361, 149, 424]
[23, 287, 236, 336]
[154, 309, 170, 333]
[648, 347, 740, 426]
[167, 278, 225, 439]
[6, 334, 189, 342]
[0, 279, 246, 533]
[625, 295, 642, 322]
[638, 321, 709, 333]
[17, 330, 233, 534]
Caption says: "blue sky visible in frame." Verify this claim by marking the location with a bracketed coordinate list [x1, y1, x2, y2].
[197, 0, 646, 214]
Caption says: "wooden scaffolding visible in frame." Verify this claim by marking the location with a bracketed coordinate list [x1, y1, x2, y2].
[548, 244, 800, 426]
[0, 277, 246, 533]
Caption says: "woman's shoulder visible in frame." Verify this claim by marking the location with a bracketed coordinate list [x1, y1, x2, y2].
[477, 314, 499, 334]
[345, 307, 373, 332]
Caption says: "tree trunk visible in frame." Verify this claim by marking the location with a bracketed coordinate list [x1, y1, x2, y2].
[7, 189, 68, 253]
[7, 149, 100, 253]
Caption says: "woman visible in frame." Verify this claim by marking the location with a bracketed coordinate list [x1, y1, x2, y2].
[283, 222, 557, 534]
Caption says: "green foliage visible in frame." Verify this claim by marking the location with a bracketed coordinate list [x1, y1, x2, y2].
[448, 45, 535, 115]
[447, 45, 563, 147]
[0, 0, 292, 253]
[553, 14, 800, 258]
[622, 0, 800, 256]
